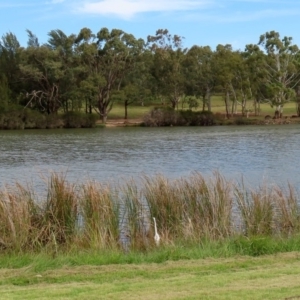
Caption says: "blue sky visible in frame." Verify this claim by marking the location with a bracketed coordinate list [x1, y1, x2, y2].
[1, 0, 300, 50]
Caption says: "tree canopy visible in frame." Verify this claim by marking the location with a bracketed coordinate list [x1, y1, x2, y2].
[1, 28, 300, 122]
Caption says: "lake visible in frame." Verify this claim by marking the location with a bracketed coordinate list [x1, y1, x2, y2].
[0, 125, 299, 190]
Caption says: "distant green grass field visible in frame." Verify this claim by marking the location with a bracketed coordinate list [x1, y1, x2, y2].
[108, 104, 151, 119]
[109, 96, 299, 120]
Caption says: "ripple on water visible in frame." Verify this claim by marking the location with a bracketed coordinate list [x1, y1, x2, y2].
[0, 125, 299, 191]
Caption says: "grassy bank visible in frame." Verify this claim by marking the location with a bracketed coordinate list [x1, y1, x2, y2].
[109, 97, 300, 121]
[2, 173, 300, 298]
[2, 252, 300, 299]
[107, 100, 300, 127]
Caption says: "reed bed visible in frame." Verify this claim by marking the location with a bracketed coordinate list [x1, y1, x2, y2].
[1, 172, 300, 253]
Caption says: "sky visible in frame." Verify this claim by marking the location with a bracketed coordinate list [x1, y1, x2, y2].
[1, 0, 300, 50]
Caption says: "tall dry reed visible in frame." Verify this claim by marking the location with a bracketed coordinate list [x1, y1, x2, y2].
[121, 180, 152, 250]
[273, 185, 300, 236]
[142, 172, 233, 243]
[182, 172, 233, 240]
[0, 184, 38, 251]
[0, 172, 299, 253]
[80, 181, 119, 249]
[235, 182, 274, 236]
[143, 175, 186, 244]
[42, 173, 78, 250]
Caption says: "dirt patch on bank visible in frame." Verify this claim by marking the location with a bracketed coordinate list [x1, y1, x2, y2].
[97, 119, 144, 127]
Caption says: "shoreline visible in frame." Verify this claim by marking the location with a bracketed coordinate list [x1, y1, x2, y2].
[99, 116, 300, 127]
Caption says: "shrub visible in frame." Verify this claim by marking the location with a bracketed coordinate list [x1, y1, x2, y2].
[180, 110, 215, 126]
[233, 117, 256, 125]
[63, 112, 97, 128]
[143, 107, 184, 126]
[22, 109, 47, 129]
[143, 108, 217, 127]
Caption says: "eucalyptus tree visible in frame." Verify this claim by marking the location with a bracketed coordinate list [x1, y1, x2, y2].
[116, 50, 152, 119]
[214, 44, 242, 118]
[297, 85, 300, 116]
[229, 51, 255, 117]
[184, 45, 215, 111]
[243, 44, 267, 116]
[76, 28, 144, 123]
[0, 32, 22, 105]
[19, 31, 65, 114]
[47, 29, 80, 112]
[73, 27, 97, 114]
[0, 74, 10, 112]
[258, 31, 300, 117]
[26, 29, 40, 48]
[147, 29, 186, 109]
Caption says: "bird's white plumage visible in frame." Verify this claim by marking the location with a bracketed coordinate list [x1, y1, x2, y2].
[153, 217, 160, 246]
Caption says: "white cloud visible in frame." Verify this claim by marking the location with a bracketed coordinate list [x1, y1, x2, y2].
[75, 0, 212, 19]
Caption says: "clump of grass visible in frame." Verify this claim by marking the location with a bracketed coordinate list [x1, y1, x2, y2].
[143, 175, 186, 244]
[273, 185, 300, 236]
[43, 173, 78, 250]
[0, 184, 36, 251]
[235, 181, 274, 236]
[80, 181, 119, 250]
[182, 172, 233, 240]
[142, 172, 233, 245]
[0, 183, 49, 252]
[121, 180, 152, 251]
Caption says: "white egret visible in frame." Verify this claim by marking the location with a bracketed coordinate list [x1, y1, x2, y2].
[153, 217, 160, 246]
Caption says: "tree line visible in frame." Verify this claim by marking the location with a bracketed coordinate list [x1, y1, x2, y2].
[1, 28, 300, 125]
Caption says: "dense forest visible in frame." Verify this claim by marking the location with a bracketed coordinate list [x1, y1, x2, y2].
[1, 28, 300, 128]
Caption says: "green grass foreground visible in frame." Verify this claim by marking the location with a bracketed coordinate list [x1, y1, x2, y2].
[1, 250, 300, 299]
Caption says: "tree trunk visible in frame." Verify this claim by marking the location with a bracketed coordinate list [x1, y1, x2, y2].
[89, 99, 92, 114]
[207, 90, 211, 112]
[240, 89, 246, 116]
[171, 99, 176, 109]
[225, 91, 230, 119]
[274, 105, 283, 119]
[124, 100, 128, 120]
[101, 114, 107, 124]
[296, 87, 300, 116]
[230, 83, 237, 117]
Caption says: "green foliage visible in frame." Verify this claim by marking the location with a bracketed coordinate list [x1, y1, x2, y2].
[0, 74, 10, 112]
[0, 108, 97, 130]
[180, 110, 215, 125]
[143, 108, 217, 126]
[143, 107, 183, 126]
[1, 28, 300, 124]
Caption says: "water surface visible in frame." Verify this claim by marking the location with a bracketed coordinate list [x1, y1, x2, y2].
[0, 125, 299, 189]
